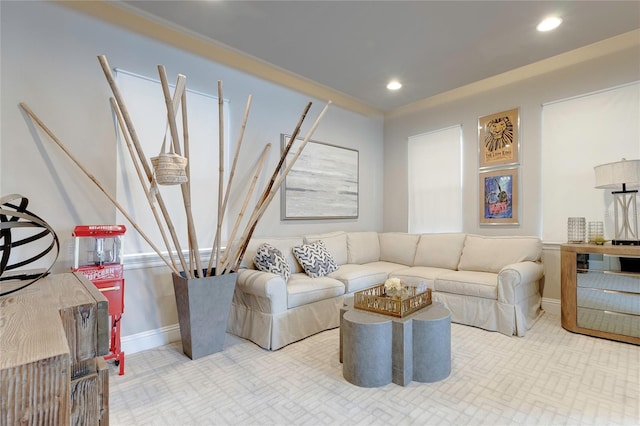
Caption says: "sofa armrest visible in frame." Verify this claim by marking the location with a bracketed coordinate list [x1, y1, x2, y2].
[236, 268, 288, 313]
[497, 261, 544, 304]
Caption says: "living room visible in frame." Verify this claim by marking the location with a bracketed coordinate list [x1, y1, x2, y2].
[1, 1, 639, 425]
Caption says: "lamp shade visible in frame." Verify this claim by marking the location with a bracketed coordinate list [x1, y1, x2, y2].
[594, 159, 640, 190]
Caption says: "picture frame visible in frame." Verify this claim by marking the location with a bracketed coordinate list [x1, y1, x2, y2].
[479, 167, 519, 225]
[478, 107, 519, 169]
[280, 134, 359, 220]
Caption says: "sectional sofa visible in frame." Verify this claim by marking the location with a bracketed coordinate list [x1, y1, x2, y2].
[227, 231, 544, 350]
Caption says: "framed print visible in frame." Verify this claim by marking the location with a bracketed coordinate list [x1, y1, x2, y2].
[478, 108, 519, 168]
[280, 134, 359, 220]
[479, 167, 519, 225]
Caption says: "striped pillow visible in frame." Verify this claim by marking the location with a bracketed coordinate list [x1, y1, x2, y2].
[254, 243, 291, 281]
[292, 240, 338, 278]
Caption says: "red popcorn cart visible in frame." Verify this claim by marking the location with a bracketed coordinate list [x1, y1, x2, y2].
[72, 225, 126, 375]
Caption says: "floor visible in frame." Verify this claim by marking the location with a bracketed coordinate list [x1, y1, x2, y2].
[108, 312, 639, 425]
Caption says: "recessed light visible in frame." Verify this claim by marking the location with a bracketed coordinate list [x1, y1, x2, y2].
[387, 80, 402, 90]
[537, 16, 562, 32]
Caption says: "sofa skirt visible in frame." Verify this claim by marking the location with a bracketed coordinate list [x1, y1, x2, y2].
[433, 290, 542, 336]
[228, 296, 344, 350]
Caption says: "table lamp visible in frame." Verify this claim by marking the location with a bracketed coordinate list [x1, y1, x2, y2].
[594, 158, 640, 245]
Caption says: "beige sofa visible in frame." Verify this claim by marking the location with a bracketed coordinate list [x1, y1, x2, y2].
[227, 231, 544, 350]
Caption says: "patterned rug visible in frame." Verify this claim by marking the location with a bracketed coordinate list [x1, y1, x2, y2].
[109, 312, 639, 425]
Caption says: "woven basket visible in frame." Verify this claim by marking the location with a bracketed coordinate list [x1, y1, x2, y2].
[151, 148, 188, 185]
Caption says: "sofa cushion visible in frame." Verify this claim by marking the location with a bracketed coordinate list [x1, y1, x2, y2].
[293, 240, 338, 278]
[347, 232, 380, 264]
[413, 233, 466, 270]
[458, 235, 542, 273]
[359, 261, 408, 276]
[286, 273, 345, 308]
[304, 231, 348, 265]
[328, 264, 389, 293]
[253, 243, 291, 281]
[435, 270, 498, 299]
[389, 266, 452, 289]
[379, 232, 419, 266]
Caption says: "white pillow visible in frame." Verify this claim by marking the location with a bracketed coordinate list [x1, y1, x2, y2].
[304, 231, 348, 265]
[347, 232, 380, 264]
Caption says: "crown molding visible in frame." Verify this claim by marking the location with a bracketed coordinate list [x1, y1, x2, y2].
[56, 0, 383, 118]
[386, 29, 640, 119]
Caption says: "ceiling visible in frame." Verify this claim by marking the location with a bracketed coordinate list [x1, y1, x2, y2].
[119, 1, 640, 113]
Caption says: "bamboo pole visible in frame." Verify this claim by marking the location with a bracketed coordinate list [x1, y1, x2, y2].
[219, 143, 271, 273]
[207, 94, 252, 275]
[156, 72, 188, 272]
[258, 102, 312, 207]
[225, 101, 311, 271]
[181, 89, 196, 276]
[213, 81, 225, 276]
[97, 55, 190, 276]
[20, 102, 180, 275]
[110, 97, 178, 272]
[224, 101, 312, 271]
[229, 101, 331, 272]
[157, 66, 203, 277]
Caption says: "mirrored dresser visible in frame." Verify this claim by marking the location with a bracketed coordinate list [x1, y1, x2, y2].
[561, 243, 639, 345]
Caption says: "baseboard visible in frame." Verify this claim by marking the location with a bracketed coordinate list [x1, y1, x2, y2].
[541, 297, 560, 316]
[121, 323, 181, 355]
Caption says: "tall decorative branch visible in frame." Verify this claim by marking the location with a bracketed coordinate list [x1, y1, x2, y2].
[219, 143, 271, 273]
[228, 101, 331, 272]
[157, 66, 203, 278]
[109, 97, 177, 272]
[207, 94, 252, 276]
[97, 55, 190, 276]
[212, 82, 225, 276]
[19, 103, 180, 275]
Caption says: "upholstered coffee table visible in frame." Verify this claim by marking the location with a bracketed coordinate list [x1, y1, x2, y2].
[339, 299, 451, 387]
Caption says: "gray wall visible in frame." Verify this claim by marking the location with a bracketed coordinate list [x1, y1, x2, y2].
[383, 41, 640, 302]
[1, 1, 383, 343]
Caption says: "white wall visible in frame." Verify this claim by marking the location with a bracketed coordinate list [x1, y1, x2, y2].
[1, 1, 383, 344]
[383, 37, 640, 303]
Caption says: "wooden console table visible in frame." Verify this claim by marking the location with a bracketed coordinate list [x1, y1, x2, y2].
[561, 243, 639, 345]
[1, 272, 110, 424]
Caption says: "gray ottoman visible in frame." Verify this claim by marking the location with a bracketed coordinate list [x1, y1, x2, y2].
[412, 304, 451, 383]
[342, 309, 392, 387]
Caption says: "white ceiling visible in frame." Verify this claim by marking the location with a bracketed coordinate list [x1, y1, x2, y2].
[119, 1, 640, 112]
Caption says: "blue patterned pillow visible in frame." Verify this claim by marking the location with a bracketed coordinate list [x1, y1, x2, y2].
[254, 243, 291, 281]
[292, 240, 338, 278]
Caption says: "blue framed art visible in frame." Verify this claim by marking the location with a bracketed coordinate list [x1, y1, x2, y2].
[479, 167, 519, 225]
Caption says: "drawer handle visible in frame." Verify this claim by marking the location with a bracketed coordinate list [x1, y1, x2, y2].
[602, 271, 640, 279]
[604, 310, 640, 319]
[603, 289, 640, 296]
[98, 286, 121, 292]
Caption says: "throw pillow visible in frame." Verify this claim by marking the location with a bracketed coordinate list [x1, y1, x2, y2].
[254, 243, 291, 281]
[292, 240, 338, 278]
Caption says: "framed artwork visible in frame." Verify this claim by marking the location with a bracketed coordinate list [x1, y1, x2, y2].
[479, 167, 519, 225]
[280, 134, 359, 220]
[478, 108, 519, 168]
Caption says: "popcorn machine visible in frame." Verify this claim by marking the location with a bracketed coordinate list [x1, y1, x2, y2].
[72, 225, 126, 375]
